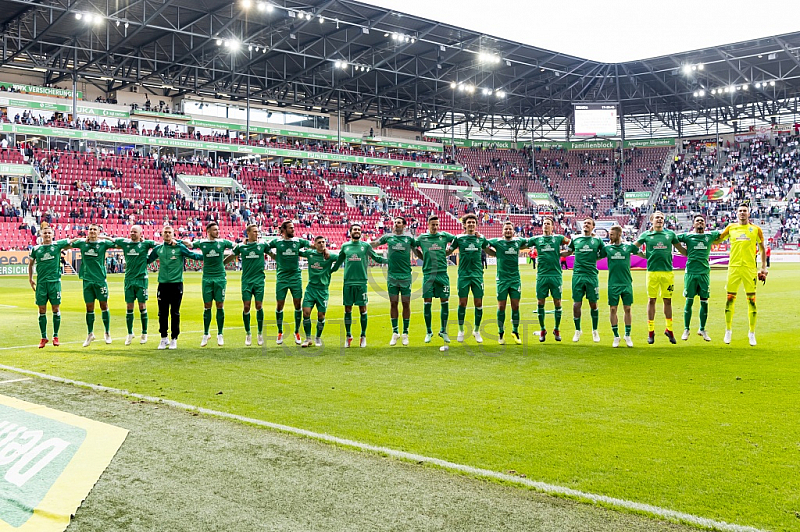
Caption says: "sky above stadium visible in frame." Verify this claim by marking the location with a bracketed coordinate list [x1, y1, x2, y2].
[363, 0, 800, 62]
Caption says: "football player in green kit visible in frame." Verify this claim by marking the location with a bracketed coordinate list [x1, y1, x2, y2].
[267, 220, 312, 345]
[114, 225, 157, 346]
[71, 223, 117, 347]
[186, 222, 234, 347]
[28, 223, 76, 348]
[677, 214, 721, 341]
[414, 215, 456, 351]
[604, 225, 642, 348]
[299, 236, 338, 347]
[447, 213, 490, 344]
[371, 216, 416, 346]
[331, 223, 387, 347]
[528, 217, 570, 342]
[561, 218, 605, 343]
[225, 224, 270, 347]
[486, 221, 529, 345]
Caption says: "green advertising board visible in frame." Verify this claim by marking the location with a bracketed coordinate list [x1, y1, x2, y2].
[0, 124, 463, 172]
[0, 264, 27, 275]
[0, 82, 82, 99]
[437, 137, 673, 151]
[344, 185, 384, 196]
[179, 175, 238, 188]
[624, 191, 652, 200]
[0, 97, 130, 118]
[132, 109, 190, 121]
[0, 163, 33, 176]
[527, 192, 551, 202]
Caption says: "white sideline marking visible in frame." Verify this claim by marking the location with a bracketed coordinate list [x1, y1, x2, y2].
[0, 378, 31, 384]
[0, 364, 764, 532]
[0, 305, 18, 309]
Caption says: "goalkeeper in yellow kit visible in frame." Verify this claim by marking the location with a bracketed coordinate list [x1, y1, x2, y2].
[715, 204, 768, 346]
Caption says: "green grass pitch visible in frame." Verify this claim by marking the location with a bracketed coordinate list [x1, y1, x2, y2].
[1, 264, 798, 531]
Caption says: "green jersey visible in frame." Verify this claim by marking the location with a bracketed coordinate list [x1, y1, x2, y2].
[301, 249, 338, 288]
[605, 243, 638, 287]
[450, 234, 490, 280]
[569, 236, 605, 277]
[233, 241, 270, 285]
[148, 242, 202, 283]
[415, 232, 456, 277]
[114, 238, 157, 283]
[192, 239, 234, 279]
[332, 240, 387, 286]
[373, 233, 416, 281]
[72, 239, 116, 283]
[488, 237, 528, 282]
[635, 229, 679, 272]
[528, 234, 567, 276]
[30, 239, 71, 282]
[268, 237, 312, 281]
[678, 231, 721, 275]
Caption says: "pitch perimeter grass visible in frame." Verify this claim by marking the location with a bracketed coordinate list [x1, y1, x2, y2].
[1, 265, 798, 531]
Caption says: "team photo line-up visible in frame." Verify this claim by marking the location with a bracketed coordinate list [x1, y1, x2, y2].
[27, 203, 768, 351]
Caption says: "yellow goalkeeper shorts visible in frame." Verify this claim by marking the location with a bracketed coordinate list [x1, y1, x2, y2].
[726, 267, 757, 294]
[646, 271, 675, 299]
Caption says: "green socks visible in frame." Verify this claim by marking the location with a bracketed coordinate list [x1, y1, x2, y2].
[684, 298, 694, 330]
[38, 313, 47, 339]
[537, 304, 545, 330]
[243, 311, 251, 334]
[203, 308, 212, 335]
[511, 309, 520, 334]
[53, 312, 61, 337]
[625, 324, 632, 336]
[86, 311, 95, 334]
[126, 310, 134, 335]
[699, 300, 708, 330]
[440, 302, 449, 333]
[141, 311, 148, 335]
[590, 308, 599, 330]
[457, 305, 466, 331]
[344, 311, 353, 337]
[423, 302, 432, 334]
[303, 317, 312, 338]
[391, 317, 399, 334]
[256, 308, 264, 334]
[359, 312, 368, 337]
[402, 318, 410, 334]
[316, 319, 325, 338]
[554, 306, 562, 330]
[497, 309, 506, 334]
[276, 310, 284, 333]
[475, 307, 483, 328]
[216, 308, 225, 335]
[573, 317, 581, 331]
[612, 324, 619, 338]
[101, 309, 110, 334]
[294, 309, 302, 334]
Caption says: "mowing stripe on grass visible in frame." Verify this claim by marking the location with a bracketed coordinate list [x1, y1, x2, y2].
[0, 364, 763, 532]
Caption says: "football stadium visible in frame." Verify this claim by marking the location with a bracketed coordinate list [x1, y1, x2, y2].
[0, 0, 799, 530]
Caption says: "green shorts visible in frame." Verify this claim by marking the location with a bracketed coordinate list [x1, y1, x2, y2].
[35, 280, 62, 306]
[241, 281, 265, 302]
[608, 284, 634, 307]
[202, 278, 227, 303]
[343, 284, 368, 307]
[422, 273, 450, 299]
[276, 278, 302, 302]
[302, 285, 329, 313]
[572, 275, 600, 303]
[124, 280, 149, 304]
[536, 275, 563, 300]
[457, 277, 484, 298]
[496, 279, 521, 301]
[387, 277, 412, 297]
[83, 280, 109, 303]
[683, 273, 710, 299]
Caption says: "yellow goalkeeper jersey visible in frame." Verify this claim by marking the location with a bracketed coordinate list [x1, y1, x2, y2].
[720, 223, 763, 270]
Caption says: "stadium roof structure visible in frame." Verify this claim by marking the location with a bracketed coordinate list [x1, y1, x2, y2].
[2, 0, 800, 138]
